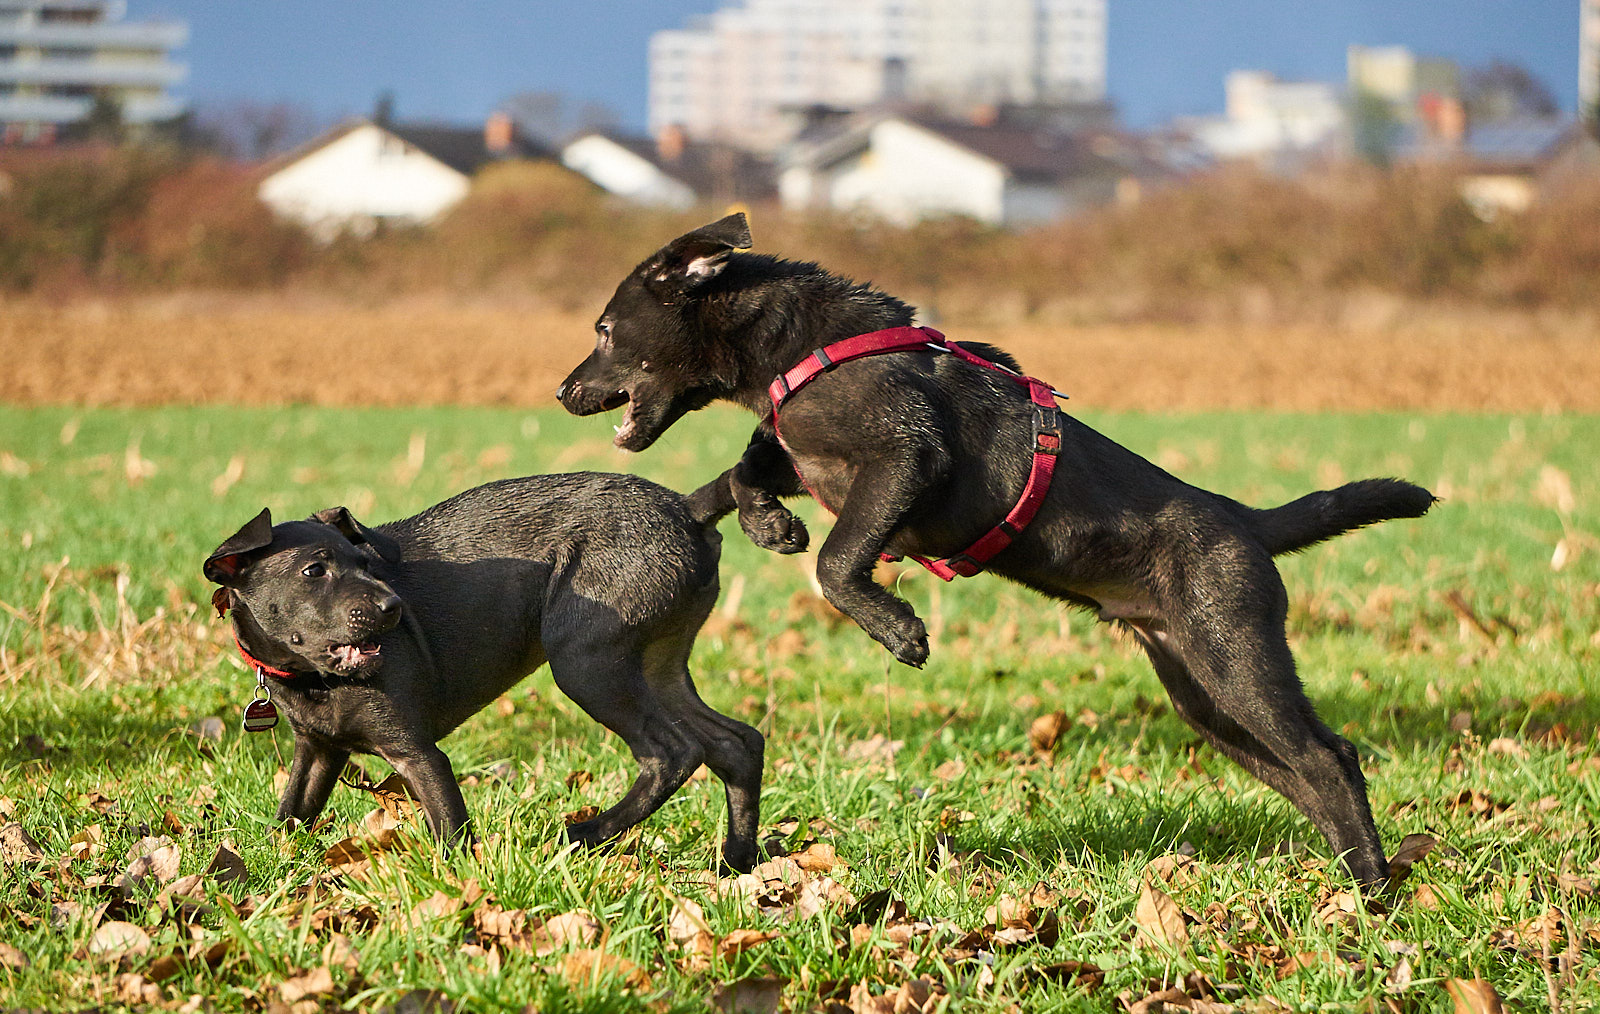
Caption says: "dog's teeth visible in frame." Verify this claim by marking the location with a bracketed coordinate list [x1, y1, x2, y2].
[613, 424, 623, 434]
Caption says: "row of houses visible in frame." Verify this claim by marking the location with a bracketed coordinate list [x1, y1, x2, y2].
[259, 100, 1598, 241]
[257, 105, 1161, 237]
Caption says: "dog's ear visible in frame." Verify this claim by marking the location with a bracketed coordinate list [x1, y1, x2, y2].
[643, 213, 751, 297]
[311, 506, 402, 564]
[205, 508, 273, 585]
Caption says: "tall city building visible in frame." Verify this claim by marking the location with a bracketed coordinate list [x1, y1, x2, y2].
[1583, 0, 1600, 122]
[649, 0, 1106, 152]
[0, 0, 187, 142]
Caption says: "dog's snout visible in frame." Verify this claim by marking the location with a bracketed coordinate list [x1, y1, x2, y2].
[376, 594, 401, 618]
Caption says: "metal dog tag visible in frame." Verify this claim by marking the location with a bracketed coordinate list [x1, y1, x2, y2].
[242, 668, 279, 732]
[242, 698, 279, 732]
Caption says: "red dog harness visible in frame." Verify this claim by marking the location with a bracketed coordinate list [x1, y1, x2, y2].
[767, 325, 1064, 581]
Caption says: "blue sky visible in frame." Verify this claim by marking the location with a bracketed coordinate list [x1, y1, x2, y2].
[137, 1, 1582, 130]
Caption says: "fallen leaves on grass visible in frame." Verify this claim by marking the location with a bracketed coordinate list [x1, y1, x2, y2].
[279, 964, 335, 1003]
[560, 949, 651, 991]
[1134, 881, 1190, 948]
[0, 821, 45, 866]
[713, 976, 787, 1014]
[1029, 711, 1069, 754]
[1444, 978, 1505, 1014]
[88, 920, 150, 959]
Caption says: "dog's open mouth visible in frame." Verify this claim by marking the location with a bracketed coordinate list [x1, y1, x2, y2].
[328, 642, 381, 672]
[608, 394, 639, 448]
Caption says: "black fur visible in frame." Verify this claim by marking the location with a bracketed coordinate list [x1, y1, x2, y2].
[559, 214, 1438, 886]
[204, 474, 765, 872]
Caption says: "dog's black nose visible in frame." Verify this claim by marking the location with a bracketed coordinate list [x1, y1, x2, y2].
[376, 594, 402, 618]
[555, 381, 570, 403]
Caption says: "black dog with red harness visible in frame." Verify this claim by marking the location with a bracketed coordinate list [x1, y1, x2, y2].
[558, 213, 1436, 886]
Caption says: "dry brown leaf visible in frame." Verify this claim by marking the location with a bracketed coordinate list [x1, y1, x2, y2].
[119, 840, 181, 896]
[0, 822, 45, 866]
[890, 978, 942, 1013]
[409, 890, 462, 928]
[323, 837, 368, 868]
[0, 942, 29, 969]
[792, 842, 843, 873]
[114, 972, 163, 1006]
[1134, 881, 1188, 948]
[69, 823, 104, 861]
[561, 949, 651, 991]
[533, 909, 601, 956]
[1146, 853, 1199, 886]
[205, 844, 248, 884]
[564, 804, 600, 825]
[472, 904, 531, 950]
[713, 976, 786, 1014]
[668, 895, 712, 947]
[1029, 711, 1069, 753]
[932, 758, 966, 781]
[1444, 979, 1505, 1014]
[1387, 833, 1437, 879]
[1385, 956, 1414, 992]
[1033, 960, 1104, 993]
[89, 921, 151, 958]
[279, 964, 336, 1003]
[718, 928, 778, 959]
[323, 932, 359, 973]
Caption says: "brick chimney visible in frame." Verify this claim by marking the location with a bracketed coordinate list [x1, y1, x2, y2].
[484, 111, 514, 155]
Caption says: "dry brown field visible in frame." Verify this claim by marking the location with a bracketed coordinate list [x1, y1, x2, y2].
[3, 293, 1597, 412]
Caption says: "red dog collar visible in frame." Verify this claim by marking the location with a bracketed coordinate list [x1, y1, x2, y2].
[233, 633, 298, 680]
[215, 589, 299, 679]
[768, 325, 1064, 581]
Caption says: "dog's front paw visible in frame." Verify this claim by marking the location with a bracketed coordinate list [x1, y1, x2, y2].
[720, 836, 758, 876]
[739, 503, 809, 555]
[877, 616, 929, 668]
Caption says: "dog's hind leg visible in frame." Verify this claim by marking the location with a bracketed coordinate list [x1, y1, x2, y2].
[545, 619, 707, 852]
[1126, 587, 1388, 886]
[642, 635, 765, 873]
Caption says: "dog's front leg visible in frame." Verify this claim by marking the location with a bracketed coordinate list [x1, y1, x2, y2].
[815, 464, 933, 667]
[380, 743, 470, 843]
[277, 736, 350, 826]
[730, 427, 809, 553]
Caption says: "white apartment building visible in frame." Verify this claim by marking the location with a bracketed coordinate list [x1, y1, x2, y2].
[1582, 0, 1600, 121]
[1186, 70, 1346, 161]
[0, 0, 186, 141]
[649, 0, 1105, 152]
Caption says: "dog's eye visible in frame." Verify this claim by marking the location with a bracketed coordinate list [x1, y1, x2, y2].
[302, 563, 326, 578]
[596, 321, 613, 349]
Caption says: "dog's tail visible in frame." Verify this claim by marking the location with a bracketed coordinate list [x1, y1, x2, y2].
[684, 477, 737, 527]
[1244, 478, 1436, 556]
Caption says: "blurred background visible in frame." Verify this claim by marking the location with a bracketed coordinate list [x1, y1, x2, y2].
[1, 0, 1597, 411]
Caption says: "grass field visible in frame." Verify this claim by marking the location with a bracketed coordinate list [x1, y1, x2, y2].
[1, 403, 1597, 1012]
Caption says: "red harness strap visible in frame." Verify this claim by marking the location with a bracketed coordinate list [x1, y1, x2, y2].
[767, 325, 1064, 581]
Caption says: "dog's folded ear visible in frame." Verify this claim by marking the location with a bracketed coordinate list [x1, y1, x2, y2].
[311, 506, 403, 564]
[205, 508, 273, 584]
[643, 212, 751, 297]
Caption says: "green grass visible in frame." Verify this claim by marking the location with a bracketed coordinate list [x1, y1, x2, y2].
[1, 405, 1596, 1012]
